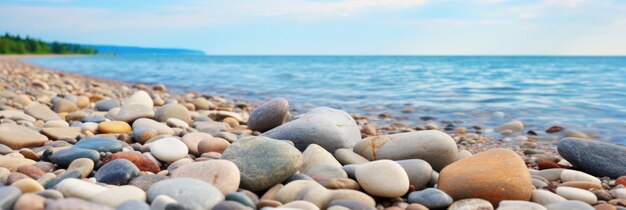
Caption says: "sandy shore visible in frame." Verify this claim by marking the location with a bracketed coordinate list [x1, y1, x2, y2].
[1, 55, 624, 210]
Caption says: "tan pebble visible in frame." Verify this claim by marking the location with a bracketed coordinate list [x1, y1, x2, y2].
[16, 165, 45, 179]
[0, 156, 37, 171]
[282, 200, 320, 210]
[455, 127, 467, 134]
[384, 206, 405, 210]
[425, 123, 438, 130]
[67, 158, 94, 178]
[223, 117, 240, 127]
[261, 184, 284, 200]
[76, 96, 90, 108]
[13, 193, 45, 210]
[19, 148, 39, 161]
[197, 138, 230, 154]
[97, 121, 132, 133]
[12, 178, 44, 193]
[559, 181, 603, 190]
[257, 199, 282, 209]
[500, 129, 514, 135]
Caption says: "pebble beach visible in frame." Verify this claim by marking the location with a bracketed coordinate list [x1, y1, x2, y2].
[1, 55, 626, 210]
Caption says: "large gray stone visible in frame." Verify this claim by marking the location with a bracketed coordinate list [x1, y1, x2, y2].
[147, 178, 223, 210]
[0, 186, 21, 210]
[155, 104, 191, 125]
[557, 138, 626, 178]
[222, 136, 303, 191]
[247, 97, 289, 132]
[263, 107, 360, 152]
[353, 130, 458, 171]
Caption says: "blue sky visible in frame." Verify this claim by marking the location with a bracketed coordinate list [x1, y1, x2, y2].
[1, 0, 626, 55]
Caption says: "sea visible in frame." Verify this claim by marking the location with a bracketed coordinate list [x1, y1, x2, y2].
[24, 55, 626, 144]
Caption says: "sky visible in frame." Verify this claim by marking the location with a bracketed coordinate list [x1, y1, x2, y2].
[1, 0, 626, 55]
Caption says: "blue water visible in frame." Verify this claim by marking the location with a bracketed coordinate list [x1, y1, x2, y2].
[25, 55, 626, 144]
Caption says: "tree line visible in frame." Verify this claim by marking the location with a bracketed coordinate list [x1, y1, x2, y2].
[0, 33, 97, 54]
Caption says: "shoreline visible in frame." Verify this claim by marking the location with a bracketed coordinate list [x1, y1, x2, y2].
[1, 55, 624, 210]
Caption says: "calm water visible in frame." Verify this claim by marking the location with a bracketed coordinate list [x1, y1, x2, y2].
[25, 55, 626, 144]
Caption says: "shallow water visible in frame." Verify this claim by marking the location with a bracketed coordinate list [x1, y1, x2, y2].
[25, 55, 626, 144]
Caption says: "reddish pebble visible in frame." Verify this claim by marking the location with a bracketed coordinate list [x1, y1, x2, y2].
[546, 125, 564, 133]
[538, 159, 562, 170]
[197, 138, 230, 154]
[16, 165, 45, 179]
[406, 203, 429, 210]
[615, 176, 626, 187]
[594, 203, 617, 210]
[103, 152, 160, 173]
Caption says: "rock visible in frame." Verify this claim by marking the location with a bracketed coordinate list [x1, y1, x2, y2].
[41, 127, 81, 140]
[67, 158, 94, 178]
[495, 120, 524, 133]
[448, 198, 494, 210]
[104, 152, 160, 173]
[116, 104, 155, 123]
[52, 98, 78, 113]
[98, 121, 132, 133]
[564, 130, 591, 139]
[191, 98, 214, 110]
[560, 169, 601, 185]
[124, 91, 153, 109]
[44, 198, 113, 210]
[132, 118, 174, 135]
[355, 160, 409, 198]
[74, 137, 123, 153]
[353, 130, 457, 171]
[225, 192, 256, 209]
[408, 188, 453, 209]
[149, 137, 189, 162]
[531, 169, 565, 182]
[13, 193, 45, 210]
[170, 160, 240, 194]
[558, 181, 602, 190]
[275, 180, 375, 209]
[166, 118, 189, 129]
[181, 132, 212, 155]
[11, 178, 44, 193]
[247, 97, 289, 132]
[150, 195, 177, 210]
[544, 200, 594, 210]
[95, 99, 120, 112]
[16, 165, 45, 179]
[334, 148, 369, 165]
[0, 156, 37, 171]
[555, 186, 597, 204]
[327, 200, 374, 210]
[263, 107, 361, 152]
[130, 174, 169, 191]
[95, 159, 141, 185]
[89, 185, 146, 207]
[117, 200, 150, 210]
[212, 201, 253, 210]
[222, 136, 303, 191]
[396, 159, 433, 190]
[438, 148, 533, 206]
[557, 138, 626, 178]
[25, 103, 61, 121]
[43, 170, 82, 189]
[49, 148, 100, 168]
[0, 124, 49, 149]
[301, 144, 342, 172]
[0, 186, 22, 210]
[498, 200, 547, 210]
[147, 178, 224, 210]
[56, 178, 109, 199]
[155, 104, 192, 125]
[616, 176, 626, 186]
[197, 137, 230, 155]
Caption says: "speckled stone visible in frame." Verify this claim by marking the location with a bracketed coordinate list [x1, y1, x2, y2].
[95, 159, 141, 185]
[247, 97, 289, 132]
[147, 178, 224, 210]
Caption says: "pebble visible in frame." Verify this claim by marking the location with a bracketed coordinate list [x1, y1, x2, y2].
[0, 124, 49, 149]
[544, 200, 594, 210]
[115, 104, 155, 123]
[95, 99, 120, 111]
[155, 103, 192, 125]
[531, 168, 566, 181]
[11, 178, 44, 193]
[147, 178, 224, 210]
[149, 137, 189, 162]
[104, 152, 160, 173]
[448, 198, 494, 210]
[438, 148, 533, 206]
[247, 97, 290, 132]
[181, 132, 212, 155]
[559, 181, 603, 190]
[49, 148, 100, 168]
[170, 160, 240, 194]
[498, 200, 547, 210]
[16, 165, 45, 179]
[43, 170, 82, 189]
[150, 195, 177, 210]
[197, 137, 230, 154]
[396, 159, 433, 190]
[124, 91, 154, 109]
[495, 120, 524, 133]
[129, 174, 169, 191]
[555, 186, 598, 204]
[263, 107, 361, 152]
[356, 160, 409, 198]
[408, 188, 453, 209]
[52, 98, 78, 113]
[132, 118, 174, 136]
[25, 103, 62, 121]
[97, 121, 132, 133]
[354, 130, 458, 171]
[564, 130, 591, 139]
[45, 198, 114, 210]
[95, 159, 140, 185]
[117, 200, 150, 210]
[166, 118, 189, 129]
[74, 137, 123, 153]
[558, 138, 626, 178]
[225, 192, 256, 209]
[13, 193, 46, 210]
[0, 186, 22, 210]
[222, 136, 303, 191]
[67, 158, 94, 178]
[328, 200, 374, 210]
[41, 127, 81, 140]
[560, 169, 601, 185]
[89, 185, 146, 207]
[56, 178, 109, 199]
[333, 148, 369, 165]
[212, 201, 253, 210]
[0, 156, 36, 171]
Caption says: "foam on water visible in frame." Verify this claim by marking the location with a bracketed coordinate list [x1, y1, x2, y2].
[25, 55, 626, 144]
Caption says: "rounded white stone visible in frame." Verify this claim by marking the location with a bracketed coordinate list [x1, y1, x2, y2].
[555, 186, 597, 204]
[149, 137, 189, 162]
[355, 159, 409, 198]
